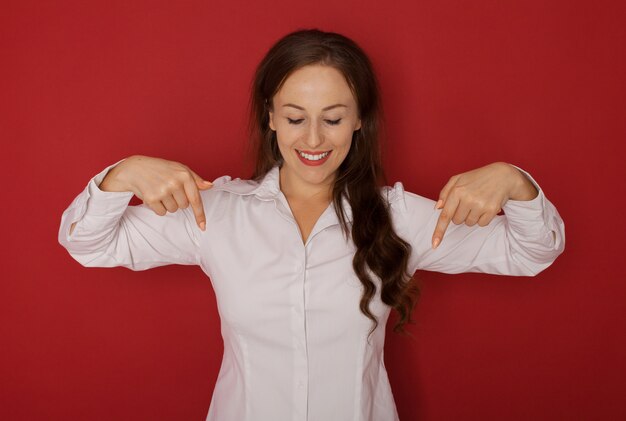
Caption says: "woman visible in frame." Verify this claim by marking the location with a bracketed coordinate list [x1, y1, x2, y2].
[58, 29, 565, 421]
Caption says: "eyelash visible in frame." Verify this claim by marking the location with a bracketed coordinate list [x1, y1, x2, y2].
[287, 118, 342, 126]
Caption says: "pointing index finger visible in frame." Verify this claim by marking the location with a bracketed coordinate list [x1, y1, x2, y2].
[183, 180, 208, 231]
[432, 195, 459, 249]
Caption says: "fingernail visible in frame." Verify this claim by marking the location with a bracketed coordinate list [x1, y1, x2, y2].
[434, 199, 443, 210]
[203, 180, 212, 185]
[199, 221, 206, 231]
[432, 237, 440, 249]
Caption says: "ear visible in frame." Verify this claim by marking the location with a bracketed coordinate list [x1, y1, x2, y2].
[269, 110, 276, 131]
[355, 117, 361, 131]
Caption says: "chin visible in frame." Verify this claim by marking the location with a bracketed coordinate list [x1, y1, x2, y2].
[298, 167, 334, 183]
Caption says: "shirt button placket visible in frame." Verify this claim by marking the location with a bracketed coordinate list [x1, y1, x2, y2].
[291, 250, 309, 420]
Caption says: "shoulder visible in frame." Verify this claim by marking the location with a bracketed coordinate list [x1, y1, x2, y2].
[380, 181, 440, 241]
[200, 166, 281, 202]
[380, 181, 437, 215]
[196, 175, 264, 222]
[206, 175, 261, 196]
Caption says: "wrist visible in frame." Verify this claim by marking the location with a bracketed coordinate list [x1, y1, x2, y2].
[506, 164, 539, 201]
[99, 158, 134, 193]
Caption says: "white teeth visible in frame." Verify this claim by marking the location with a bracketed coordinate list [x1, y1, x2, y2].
[298, 150, 330, 161]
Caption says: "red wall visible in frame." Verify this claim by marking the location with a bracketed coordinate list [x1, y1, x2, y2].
[2, 1, 624, 419]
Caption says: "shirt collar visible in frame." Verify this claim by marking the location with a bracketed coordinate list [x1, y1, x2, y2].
[251, 165, 282, 200]
[214, 165, 353, 223]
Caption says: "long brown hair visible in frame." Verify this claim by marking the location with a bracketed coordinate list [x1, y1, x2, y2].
[248, 28, 420, 339]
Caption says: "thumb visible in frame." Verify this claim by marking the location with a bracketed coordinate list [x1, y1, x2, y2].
[436, 174, 460, 209]
[189, 170, 213, 189]
[197, 178, 213, 189]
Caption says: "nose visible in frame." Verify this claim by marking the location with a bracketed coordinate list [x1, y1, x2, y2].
[304, 121, 323, 148]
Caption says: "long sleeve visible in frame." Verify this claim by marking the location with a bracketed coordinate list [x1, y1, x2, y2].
[58, 159, 202, 270]
[391, 166, 565, 276]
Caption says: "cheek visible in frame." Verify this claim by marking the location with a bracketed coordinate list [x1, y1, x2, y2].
[277, 128, 316, 151]
[275, 131, 298, 157]
[331, 128, 355, 149]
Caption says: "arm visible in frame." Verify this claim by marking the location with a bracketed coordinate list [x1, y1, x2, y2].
[393, 166, 565, 276]
[58, 159, 204, 270]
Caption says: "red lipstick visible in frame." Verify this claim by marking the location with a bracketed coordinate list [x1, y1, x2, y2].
[295, 149, 332, 166]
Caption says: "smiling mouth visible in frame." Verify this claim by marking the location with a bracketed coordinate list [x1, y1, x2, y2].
[295, 149, 332, 166]
[296, 150, 331, 161]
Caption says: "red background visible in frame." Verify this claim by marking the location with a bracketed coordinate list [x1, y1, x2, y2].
[2, 0, 625, 419]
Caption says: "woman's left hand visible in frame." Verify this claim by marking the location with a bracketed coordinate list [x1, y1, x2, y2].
[431, 162, 538, 249]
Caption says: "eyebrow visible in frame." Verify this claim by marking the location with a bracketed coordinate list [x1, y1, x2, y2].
[282, 103, 348, 111]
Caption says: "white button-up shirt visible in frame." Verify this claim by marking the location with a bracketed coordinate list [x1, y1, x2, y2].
[58, 159, 565, 421]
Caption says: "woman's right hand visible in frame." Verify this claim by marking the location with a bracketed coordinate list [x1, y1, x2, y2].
[99, 155, 213, 231]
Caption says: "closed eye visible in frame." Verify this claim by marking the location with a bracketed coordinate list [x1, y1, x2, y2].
[287, 118, 342, 125]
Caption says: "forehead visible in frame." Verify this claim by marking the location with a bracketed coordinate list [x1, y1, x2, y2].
[274, 64, 356, 107]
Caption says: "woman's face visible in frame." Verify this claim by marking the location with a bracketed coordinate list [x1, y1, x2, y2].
[269, 64, 361, 192]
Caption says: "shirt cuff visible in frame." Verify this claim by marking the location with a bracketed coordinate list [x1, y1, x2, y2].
[502, 164, 546, 219]
[75, 158, 135, 221]
[502, 164, 563, 248]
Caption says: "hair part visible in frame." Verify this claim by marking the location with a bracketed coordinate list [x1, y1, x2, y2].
[247, 28, 420, 341]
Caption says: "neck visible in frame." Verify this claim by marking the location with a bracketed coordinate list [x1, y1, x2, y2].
[279, 166, 334, 203]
